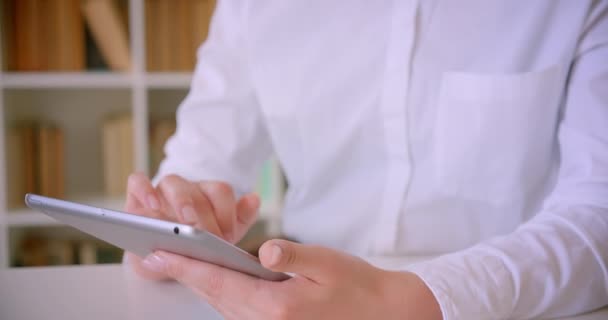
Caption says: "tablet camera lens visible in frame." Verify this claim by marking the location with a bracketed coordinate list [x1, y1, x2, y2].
[173, 226, 179, 234]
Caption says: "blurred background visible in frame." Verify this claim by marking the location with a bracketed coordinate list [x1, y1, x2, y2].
[0, 0, 285, 269]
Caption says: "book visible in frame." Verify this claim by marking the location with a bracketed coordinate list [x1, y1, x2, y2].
[101, 114, 133, 196]
[76, 241, 122, 264]
[145, 0, 160, 71]
[85, 24, 109, 70]
[16, 234, 122, 266]
[36, 126, 65, 198]
[19, 236, 49, 267]
[6, 123, 65, 208]
[2, 0, 16, 71]
[146, 0, 216, 71]
[81, 0, 132, 71]
[5, 123, 40, 209]
[156, 0, 172, 71]
[192, 0, 216, 50]
[95, 244, 123, 264]
[38, 126, 54, 196]
[13, 0, 46, 70]
[118, 115, 134, 194]
[149, 119, 176, 175]
[175, 1, 194, 71]
[9, 0, 85, 71]
[15, 232, 123, 266]
[6, 129, 26, 209]
[22, 125, 38, 199]
[47, 0, 85, 71]
[53, 128, 66, 198]
[47, 239, 75, 265]
[102, 116, 119, 196]
[78, 241, 97, 265]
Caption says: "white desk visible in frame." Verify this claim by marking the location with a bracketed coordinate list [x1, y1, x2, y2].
[1, 263, 606, 320]
[0, 264, 221, 320]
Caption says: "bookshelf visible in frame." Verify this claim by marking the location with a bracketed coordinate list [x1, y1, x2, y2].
[2, 73, 133, 88]
[0, 0, 285, 268]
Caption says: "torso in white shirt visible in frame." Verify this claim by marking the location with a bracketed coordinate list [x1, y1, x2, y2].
[242, 0, 585, 255]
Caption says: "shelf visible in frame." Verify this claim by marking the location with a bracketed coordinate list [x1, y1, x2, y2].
[1, 73, 132, 89]
[0, 0, 241, 269]
[0, 72, 194, 89]
[5, 196, 126, 227]
[146, 72, 192, 88]
[5, 212, 61, 227]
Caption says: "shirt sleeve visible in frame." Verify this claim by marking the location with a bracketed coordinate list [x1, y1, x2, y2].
[152, 0, 272, 195]
[407, 4, 608, 320]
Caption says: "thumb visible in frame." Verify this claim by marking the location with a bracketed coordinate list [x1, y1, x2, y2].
[259, 239, 340, 282]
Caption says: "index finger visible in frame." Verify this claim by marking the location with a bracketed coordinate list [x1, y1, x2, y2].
[197, 182, 237, 242]
[126, 172, 161, 212]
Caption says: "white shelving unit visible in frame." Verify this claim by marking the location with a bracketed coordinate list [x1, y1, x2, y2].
[1, 73, 133, 89]
[0, 0, 283, 268]
[6, 197, 125, 227]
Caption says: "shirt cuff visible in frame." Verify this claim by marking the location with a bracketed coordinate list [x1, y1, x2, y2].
[406, 262, 456, 320]
[405, 250, 514, 320]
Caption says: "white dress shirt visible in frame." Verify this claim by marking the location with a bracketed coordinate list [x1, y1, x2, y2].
[155, 1, 608, 319]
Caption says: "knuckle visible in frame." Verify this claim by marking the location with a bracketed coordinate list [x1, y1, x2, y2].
[159, 174, 184, 189]
[159, 177, 191, 203]
[284, 248, 297, 267]
[205, 181, 235, 199]
[174, 195, 194, 208]
[127, 172, 146, 190]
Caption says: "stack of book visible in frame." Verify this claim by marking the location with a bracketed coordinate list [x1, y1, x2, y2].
[81, 0, 131, 71]
[77, 240, 124, 265]
[149, 118, 176, 175]
[101, 114, 134, 197]
[4, 0, 131, 71]
[14, 233, 123, 267]
[146, 0, 216, 71]
[6, 123, 65, 209]
[4, 0, 85, 71]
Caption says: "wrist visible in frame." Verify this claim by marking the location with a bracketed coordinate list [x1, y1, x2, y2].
[379, 270, 443, 320]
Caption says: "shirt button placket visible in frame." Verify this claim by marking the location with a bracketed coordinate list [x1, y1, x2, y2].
[372, 0, 418, 254]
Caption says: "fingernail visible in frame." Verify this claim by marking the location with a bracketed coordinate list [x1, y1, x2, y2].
[270, 244, 283, 266]
[147, 194, 160, 210]
[224, 230, 234, 243]
[181, 206, 197, 225]
[141, 253, 166, 273]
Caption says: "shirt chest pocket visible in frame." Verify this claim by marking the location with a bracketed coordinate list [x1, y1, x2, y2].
[432, 65, 563, 206]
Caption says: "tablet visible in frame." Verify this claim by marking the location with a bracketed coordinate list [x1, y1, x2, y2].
[25, 194, 289, 281]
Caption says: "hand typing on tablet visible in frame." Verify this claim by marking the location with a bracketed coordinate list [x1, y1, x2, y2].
[122, 173, 442, 318]
[123, 172, 260, 280]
